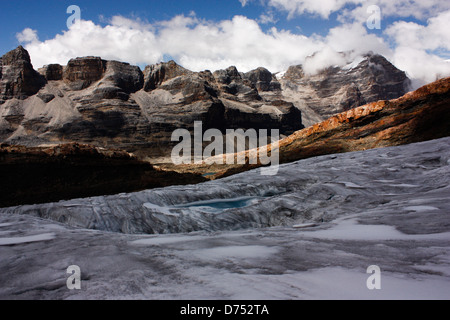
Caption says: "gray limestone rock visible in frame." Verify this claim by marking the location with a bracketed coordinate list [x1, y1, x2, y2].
[38, 64, 63, 81]
[0, 46, 46, 101]
[280, 53, 411, 127]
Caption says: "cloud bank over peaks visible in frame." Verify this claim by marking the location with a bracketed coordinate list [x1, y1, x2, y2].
[17, 14, 387, 73]
[15, 7, 450, 88]
[16, 15, 327, 73]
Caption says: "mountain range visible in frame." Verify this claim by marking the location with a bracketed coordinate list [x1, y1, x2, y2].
[1, 46, 410, 158]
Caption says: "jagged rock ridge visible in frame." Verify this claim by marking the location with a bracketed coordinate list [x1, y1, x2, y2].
[279, 53, 411, 127]
[0, 46, 46, 101]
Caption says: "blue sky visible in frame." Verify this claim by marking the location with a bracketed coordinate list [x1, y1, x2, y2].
[0, 0, 343, 54]
[1, 0, 450, 86]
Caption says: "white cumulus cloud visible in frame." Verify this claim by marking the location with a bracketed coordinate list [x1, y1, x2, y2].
[16, 28, 39, 43]
[385, 10, 450, 87]
[18, 15, 326, 73]
[269, 0, 354, 19]
[266, 0, 450, 20]
[386, 10, 450, 52]
[14, 7, 450, 88]
[18, 19, 161, 69]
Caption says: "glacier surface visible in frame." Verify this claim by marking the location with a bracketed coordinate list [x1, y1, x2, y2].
[0, 137, 449, 299]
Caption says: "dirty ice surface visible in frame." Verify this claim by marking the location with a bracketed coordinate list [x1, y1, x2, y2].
[0, 137, 450, 299]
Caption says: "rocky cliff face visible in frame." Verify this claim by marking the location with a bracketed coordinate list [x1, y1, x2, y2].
[38, 64, 63, 81]
[143, 60, 193, 91]
[63, 57, 106, 90]
[280, 53, 411, 127]
[0, 46, 46, 102]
